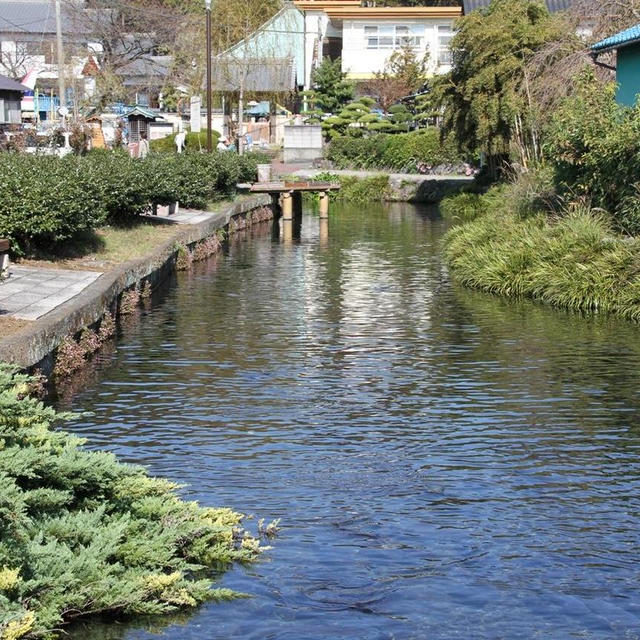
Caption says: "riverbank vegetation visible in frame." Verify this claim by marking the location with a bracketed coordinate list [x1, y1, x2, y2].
[438, 0, 640, 320]
[0, 365, 265, 640]
[310, 172, 392, 203]
[326, 129, 461, 174]
[0, 151, 263, 256]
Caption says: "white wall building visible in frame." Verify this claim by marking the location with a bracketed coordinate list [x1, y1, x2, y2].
[294, 1, 460, 83]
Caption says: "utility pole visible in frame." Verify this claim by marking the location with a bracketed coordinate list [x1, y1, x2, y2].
[55, 0, 66, 111]
[205, 0, 212, 152]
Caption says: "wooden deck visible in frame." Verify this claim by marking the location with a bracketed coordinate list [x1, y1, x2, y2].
[249, 181, 341, 194]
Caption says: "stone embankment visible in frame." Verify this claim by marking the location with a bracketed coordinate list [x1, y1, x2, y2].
[0, 195, 272, 375]
[291, 169, 473, 203]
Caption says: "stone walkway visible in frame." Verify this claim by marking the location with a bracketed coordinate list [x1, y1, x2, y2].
[140, 207, 219, 225]
[0, 208, 220, 324]
[0, 266, 102, 321]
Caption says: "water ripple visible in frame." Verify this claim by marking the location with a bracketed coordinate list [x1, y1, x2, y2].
[62, 205, 640, 640]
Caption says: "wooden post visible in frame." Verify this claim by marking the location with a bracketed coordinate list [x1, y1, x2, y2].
[293, 191, 303, 218]
[319, 191, 329, 219]
[282, 191, 293, 221]
[319, 218, 329, 247]
[282, 220, 293, 245]
[271, 193, 281, 218]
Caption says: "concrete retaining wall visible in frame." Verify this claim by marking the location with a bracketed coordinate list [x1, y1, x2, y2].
[0, 195, 272, 373]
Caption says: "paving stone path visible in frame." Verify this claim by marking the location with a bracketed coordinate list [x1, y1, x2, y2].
[0, 208, 225, 323]
[140, 207, 219, 225]
[0, 266, 102, 321]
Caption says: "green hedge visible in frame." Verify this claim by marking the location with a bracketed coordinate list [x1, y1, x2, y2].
[150, 130, 221, 153]
[0, 154, 108, 255]
[0, 365, 263, 640]
[0, 151, 265, 254]
[326, 129, 462, 173]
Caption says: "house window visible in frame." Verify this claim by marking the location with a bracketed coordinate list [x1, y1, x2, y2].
[365, 25, 423, 50]
[437, 25, 452, 65]
[15, 41, 44, 58]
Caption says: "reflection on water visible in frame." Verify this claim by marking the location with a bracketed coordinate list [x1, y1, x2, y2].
[62, 203, 640, 639]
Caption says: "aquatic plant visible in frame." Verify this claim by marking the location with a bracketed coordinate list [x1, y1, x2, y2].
[0, 365, 264, 639]
[119, 287, 141, 316]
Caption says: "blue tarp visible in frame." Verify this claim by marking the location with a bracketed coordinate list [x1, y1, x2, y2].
[246, 101, 270, 116]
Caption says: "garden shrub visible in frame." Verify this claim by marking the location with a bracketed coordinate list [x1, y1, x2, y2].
[326, 129, 462, 173]
[0, 150, 263, 254]
[0, 365, 265, 639]
[0, 154, 107, 255]
[546, 74, 640, 234]
[83, 149, 152, 222]
[150, 130, 221, 153]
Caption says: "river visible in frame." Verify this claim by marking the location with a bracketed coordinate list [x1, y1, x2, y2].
[61, 202, 640, 639]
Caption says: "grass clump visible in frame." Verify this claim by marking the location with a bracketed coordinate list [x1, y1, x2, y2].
[0, 365, 265, 639]
[310, 172, 391, 203]
[444, 183, 640, 320]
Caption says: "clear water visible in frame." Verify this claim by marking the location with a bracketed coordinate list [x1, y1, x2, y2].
[62, 203, 640, 640]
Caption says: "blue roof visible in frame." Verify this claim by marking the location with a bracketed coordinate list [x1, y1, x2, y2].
[592, 24, 640, 52]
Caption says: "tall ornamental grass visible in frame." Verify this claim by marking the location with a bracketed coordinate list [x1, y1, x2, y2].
[0, 365, 264, 640]
[444, 187, 640, 321]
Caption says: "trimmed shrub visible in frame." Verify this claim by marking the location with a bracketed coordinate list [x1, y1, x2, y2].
[0, 365, 265, 639]
[0, 150, 264, 254]
[150, 130, 221, 153]
[326, 129, 462, 173]
[0, 154, 107, 255]
[83, 149, 152, 221]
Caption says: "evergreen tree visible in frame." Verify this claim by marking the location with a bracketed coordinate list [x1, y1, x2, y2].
[308, 58, 354, 114]
[435, 0, 563, 175]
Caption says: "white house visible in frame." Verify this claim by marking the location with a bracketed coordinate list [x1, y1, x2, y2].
[294, 1, 461, 84]
[216, 1, 460, 96]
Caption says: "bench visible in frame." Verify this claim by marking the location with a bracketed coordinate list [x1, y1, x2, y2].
[0, 238, 9, 279]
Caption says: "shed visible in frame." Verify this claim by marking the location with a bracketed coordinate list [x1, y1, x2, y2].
[125, 105, 160, 143]
[0, 74, 28, 125]
[592, 24, 640, 107]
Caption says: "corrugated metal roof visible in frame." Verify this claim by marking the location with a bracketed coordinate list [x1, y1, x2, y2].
[0, 73, 27, 91]
[125, 106, 160, 120]
[0, 1, 61, 34]
[213, 58, 297, 93]
[116, 56, 171, 85]
[463, 0, 572, 14]
[592, 24, 640, 52]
